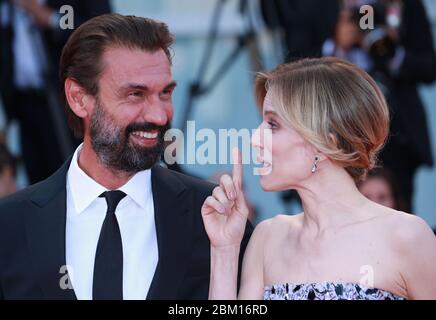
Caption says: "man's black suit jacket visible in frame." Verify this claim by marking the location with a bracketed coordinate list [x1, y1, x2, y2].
[0, 159, 253, 299]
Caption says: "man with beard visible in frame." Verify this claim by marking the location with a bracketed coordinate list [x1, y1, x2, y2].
[0, 14, 253, 300]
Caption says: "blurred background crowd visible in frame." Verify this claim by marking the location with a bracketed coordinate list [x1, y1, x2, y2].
[1, 0, 436, 233]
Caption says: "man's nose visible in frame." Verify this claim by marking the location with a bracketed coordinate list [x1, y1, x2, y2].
[141, 98, 171, 126]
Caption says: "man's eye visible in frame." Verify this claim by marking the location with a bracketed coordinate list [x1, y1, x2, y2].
[129, 91, 143, 97]
[160, 90, 173, 100]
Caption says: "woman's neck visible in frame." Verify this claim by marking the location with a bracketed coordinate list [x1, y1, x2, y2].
[296, 164, 370, 236]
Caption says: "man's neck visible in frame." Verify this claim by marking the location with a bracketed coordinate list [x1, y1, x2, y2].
[77, 139, 134, 190]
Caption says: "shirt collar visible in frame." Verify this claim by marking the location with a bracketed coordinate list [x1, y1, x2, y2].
[67, 144, 152, 214]
[118, 169, 151, 211]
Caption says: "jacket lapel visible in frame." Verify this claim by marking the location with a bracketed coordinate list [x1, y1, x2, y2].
[23, 160, 195, 300]
[24, 158, 76, 300]
[147, 165, 195, 299]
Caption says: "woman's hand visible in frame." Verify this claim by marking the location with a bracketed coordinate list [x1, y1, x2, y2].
[201, 148, 249, 248]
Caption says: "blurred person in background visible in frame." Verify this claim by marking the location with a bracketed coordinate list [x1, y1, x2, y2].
[0, 136, 16, 198]
[0, 0, 111, 184]
[357, 168, 406, 211]
[260, 0, 340, 60]
[322, 0, 436, 212]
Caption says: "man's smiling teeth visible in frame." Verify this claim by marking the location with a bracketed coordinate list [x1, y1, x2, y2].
[131, 131, 158, 139]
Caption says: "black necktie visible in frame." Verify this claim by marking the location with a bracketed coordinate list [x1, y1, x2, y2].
[93, 190, 126, 300]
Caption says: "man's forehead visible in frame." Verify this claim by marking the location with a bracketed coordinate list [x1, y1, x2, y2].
[101, 47, 172, 85]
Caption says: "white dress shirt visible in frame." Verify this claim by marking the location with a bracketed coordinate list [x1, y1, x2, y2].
[65, 145, 158, 300]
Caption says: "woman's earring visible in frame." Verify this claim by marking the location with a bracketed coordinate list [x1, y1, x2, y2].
[311, 156, 319, 173]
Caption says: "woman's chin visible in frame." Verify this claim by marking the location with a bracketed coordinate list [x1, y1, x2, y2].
[259, 176, 277, 192]
[260, 175, 292, 192]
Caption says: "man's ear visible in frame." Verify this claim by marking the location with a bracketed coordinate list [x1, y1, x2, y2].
[64, 78, 92, 119]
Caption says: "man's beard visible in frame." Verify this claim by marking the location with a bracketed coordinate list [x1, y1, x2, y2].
[89, 98, 169, 173]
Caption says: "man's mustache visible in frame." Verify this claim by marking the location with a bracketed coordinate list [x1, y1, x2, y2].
[125, 122, 170, 136]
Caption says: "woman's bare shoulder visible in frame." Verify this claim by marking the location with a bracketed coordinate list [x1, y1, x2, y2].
[374, 205, 435, 249]
[393, 212, 434, 244]
[252, 213, 302, 242]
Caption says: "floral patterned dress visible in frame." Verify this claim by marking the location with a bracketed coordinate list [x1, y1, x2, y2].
[264, 282, 406, 300]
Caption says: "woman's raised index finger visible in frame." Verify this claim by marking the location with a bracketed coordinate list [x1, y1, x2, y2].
[232, 147, 242, 189]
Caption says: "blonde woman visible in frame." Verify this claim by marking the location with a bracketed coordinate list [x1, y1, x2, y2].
[201, 57, 436, 300]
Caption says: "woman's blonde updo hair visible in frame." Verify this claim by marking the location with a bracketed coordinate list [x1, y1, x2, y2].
[255, 57, 390, 182]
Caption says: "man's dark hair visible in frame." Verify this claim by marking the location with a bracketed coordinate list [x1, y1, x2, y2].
[59, 13, 174, 138]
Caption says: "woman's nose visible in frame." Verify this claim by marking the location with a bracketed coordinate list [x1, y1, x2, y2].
[251, 126, 263, 149]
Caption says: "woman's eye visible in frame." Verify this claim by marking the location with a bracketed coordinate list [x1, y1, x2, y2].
[267, 121, 278, 129]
